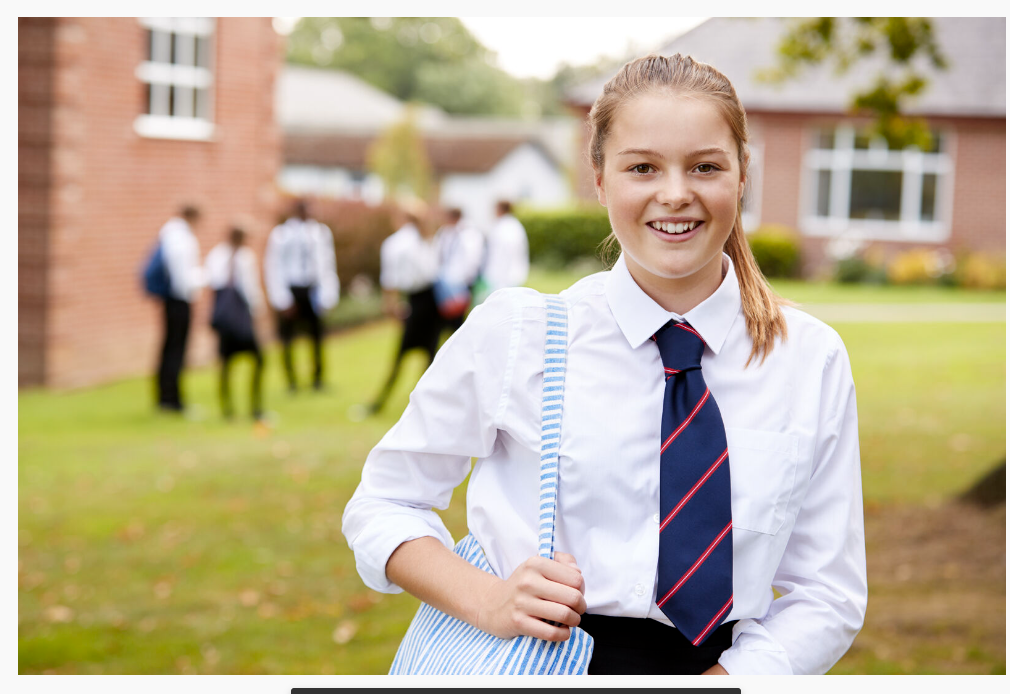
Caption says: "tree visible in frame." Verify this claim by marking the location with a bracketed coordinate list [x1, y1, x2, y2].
[365, 107, 432, 200]
[286, 17, 540, 117]
[762, 18, 947, 149]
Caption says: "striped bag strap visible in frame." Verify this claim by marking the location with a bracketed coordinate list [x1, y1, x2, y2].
[538, 293, 569, 560]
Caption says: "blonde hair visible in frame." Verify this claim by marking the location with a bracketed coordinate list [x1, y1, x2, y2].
[589, 53, 789, 365]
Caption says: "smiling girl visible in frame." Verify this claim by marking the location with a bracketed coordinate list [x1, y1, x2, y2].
[343, 54, 866, 675]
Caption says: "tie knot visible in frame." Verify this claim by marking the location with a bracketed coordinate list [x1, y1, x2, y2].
[654, 320, 706, 372]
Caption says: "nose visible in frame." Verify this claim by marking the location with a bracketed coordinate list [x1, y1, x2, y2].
[656, 171, 694, 209]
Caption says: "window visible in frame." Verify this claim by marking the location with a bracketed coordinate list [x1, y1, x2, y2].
[134, 18, 215, 140]
[802, 124, 953, 242]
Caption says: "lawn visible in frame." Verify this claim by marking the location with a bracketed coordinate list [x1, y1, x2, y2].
[18, 267, 1005, 674]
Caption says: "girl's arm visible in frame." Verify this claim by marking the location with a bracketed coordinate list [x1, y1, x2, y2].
[717, 335, 867, 675]
[343, 289, 585, 639]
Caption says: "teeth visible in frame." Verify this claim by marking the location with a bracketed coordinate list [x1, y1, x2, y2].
[651, 221, 699, 234]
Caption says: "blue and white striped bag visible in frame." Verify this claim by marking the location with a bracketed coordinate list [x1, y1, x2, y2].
[389, 293, 594, 675]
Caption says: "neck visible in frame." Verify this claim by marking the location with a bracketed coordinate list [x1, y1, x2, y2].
[625, 254, 726, 315]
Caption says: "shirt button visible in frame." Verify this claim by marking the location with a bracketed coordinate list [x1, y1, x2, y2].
[634, 584, 645, 597]
[653, 513, 660, 523]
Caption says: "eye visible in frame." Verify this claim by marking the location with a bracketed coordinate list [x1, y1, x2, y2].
[630, 163, 655, 175]
[695, 163, 718, 173]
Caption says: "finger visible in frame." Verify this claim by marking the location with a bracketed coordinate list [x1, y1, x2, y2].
[553, 552, 580, 569]
[531, 579, 587, 614]
[527, 599, 583, 628]
[517, 615, 572, 642]
[528, 557, 583, 589]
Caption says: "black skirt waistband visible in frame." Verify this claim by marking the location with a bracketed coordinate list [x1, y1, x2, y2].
[578, 613, 736, 675]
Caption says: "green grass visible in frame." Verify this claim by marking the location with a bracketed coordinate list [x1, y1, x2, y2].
[19, 269, 1006, 674]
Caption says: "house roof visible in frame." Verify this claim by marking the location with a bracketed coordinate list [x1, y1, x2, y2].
[284, 132, 555, 174]
[566, 17, 1006, 118]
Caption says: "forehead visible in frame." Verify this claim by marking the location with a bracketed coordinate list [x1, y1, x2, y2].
[606, 91, 737, 158]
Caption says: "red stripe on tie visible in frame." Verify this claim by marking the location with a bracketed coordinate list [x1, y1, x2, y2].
[660, 388, 710, 454]
[656, 520, 734, 608]
[675, 323, 705, 343]
[664, 368, 681, 375]
[660, 449, 729, 532]
[691, 595, 734, 646]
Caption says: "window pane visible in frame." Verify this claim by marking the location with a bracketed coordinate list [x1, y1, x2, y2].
[150, 83, 170, 116]
[196, 36, 211, 68]
[853, 132, 872, 150]
[925, 132, 943, 153]
[169, 32, 176, 64]
[167, 84, 176, 117]
[146, 29, 155, 61]
[849, 170, 903, 220]
[921, 173, 937, 221]
[195, 88, 211, 120]
[816, 169, 832, 217]
[174, 32, 195, 66]
[816, 128, 835, 150]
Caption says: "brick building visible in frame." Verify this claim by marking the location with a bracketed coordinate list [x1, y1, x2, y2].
[565, 17, 1006, 275]
[19, 18, 283, 388]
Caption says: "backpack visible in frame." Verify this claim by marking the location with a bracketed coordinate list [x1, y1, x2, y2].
[142, 242, 171, 298]
[210, 251, 255, 345]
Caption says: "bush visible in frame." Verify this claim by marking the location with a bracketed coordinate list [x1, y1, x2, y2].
[746, 225, 801, 278]
[952, 251, 1006, 290]
[886, 248, 955, 286]
[515, 206, 612, 265]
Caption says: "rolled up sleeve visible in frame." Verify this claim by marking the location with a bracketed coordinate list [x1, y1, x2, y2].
[341, 291, 519, 593]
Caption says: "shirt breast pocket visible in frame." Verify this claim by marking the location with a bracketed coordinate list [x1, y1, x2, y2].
[725, 428, 800, 535]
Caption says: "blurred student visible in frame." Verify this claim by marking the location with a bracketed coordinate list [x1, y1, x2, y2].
[367, 201, 439, 415]
[478, 200, 529, 299]
[264, 200, 340, 392]
[151, 204, 205, 412]
[433, 207, 484, 334]
[206, 225, 265, 421]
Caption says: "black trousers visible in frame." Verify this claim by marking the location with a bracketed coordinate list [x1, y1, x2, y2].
[218, 334, 263, 419]
[156, 297, 191, 410]
[578, 614, 736, 675]
[370, 287, 441, 413]
[277, 285, 322, 389]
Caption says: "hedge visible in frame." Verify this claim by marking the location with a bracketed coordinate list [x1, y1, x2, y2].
[515, 206, 613, 267]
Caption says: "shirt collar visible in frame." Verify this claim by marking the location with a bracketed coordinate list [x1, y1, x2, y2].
[604, 252, 742, 355]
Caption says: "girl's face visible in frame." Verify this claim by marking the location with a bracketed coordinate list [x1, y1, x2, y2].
[595, 90, 745, 312]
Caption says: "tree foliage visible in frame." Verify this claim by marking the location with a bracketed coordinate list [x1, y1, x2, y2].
[763, 17, 947, 149]
[286, 17, 552, 117]
[365, 106, 432, 200]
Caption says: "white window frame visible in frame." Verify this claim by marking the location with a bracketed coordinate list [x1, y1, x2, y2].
[799, 123, 954, 243]
[134, 17, 216, 141]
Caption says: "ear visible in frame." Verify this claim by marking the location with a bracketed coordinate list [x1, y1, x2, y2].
[594, 169, 607, 208]
[738, 171, 747, 201]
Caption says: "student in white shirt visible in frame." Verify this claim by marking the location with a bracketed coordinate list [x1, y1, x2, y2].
[155, 204, 205, 412]
[367, 202, 440, 415]
[343, 54, 866, 675]
[480, 200, 529, 294]
[205, 225, 266, 420]
[263, 200, 339, 392]
[433, 207, 485, 333]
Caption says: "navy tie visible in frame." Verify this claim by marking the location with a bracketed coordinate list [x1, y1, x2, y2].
[653, 320, 734, 646]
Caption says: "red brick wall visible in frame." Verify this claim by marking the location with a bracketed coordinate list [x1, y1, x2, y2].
[945, 117, 1006, 253]
[19, 19, 57, 386]
[29, 18, 282, 388]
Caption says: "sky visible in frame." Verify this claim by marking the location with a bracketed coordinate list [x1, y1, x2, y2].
[459, 17, 709, 79]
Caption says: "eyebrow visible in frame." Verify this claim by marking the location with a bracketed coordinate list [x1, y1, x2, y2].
[615, 146, 732, 158]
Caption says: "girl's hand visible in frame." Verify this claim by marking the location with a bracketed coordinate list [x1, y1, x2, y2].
[475, 552, 587, 641]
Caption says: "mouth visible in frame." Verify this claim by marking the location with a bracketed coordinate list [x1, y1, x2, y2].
[646, 220, 703, 235]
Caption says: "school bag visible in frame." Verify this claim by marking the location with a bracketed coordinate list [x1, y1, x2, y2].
[142, 242, 171, 298]
[388, 293, 594, 675]
[210, 251, 255, 345]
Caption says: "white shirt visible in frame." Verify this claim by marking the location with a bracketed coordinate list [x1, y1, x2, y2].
[263, 217, 340, 312]
[434, 222, 484, 287]
[342, 253, 867, 675]
[204, 243, 265, 314]
[379, 223, 439, 293]
[159, 217, 204, 302]
[481, 213, 529, 291]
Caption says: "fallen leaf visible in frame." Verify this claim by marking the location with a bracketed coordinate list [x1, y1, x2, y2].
[332, 620, 358, 645]
[153, 581, 173, 600]
[239, 589, 260, 607]
[257, 602, 279, 618]
[45, 605, 74, 623]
